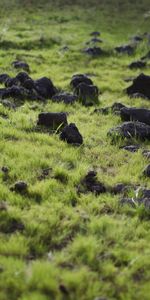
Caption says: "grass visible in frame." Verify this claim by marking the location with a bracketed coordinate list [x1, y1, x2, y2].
[0, 0, 150, 299]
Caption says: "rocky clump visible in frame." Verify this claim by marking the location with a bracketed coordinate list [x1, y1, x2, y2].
[74, 82, 99, 106]
[37, 112, 68, 130]
[109, 121, 150, 140]
[60, 123, 83, 145]
[70, 74, 93, 89]
[10, 181, 28, 193]
[115, 44, 135, 55]
[83, 46, 105, 57]
[126, 73, 150, 99]
[52, 93, 77, 104]
[0, 71, 57, 101]
[120, 107, 150, 126]
[78, 171, 106, 195]
[12, 60, 30, 72]
[70, 74, 99, 106]
[128, 60, 146, 69]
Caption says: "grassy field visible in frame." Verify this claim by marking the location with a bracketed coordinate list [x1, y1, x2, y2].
[0, 0, 150, 299]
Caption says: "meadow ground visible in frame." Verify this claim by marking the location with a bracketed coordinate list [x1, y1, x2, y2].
[0, 0, 150, 299]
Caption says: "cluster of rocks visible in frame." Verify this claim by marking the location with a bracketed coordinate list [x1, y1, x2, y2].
[0, 71, 57, 101]
[83, 31, 106, 57]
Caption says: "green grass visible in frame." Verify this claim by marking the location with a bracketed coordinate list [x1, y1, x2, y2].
[0, 0, 150, 299]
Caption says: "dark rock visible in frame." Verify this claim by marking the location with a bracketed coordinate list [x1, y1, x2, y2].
[115, 44, 135, 55]
[129, 60, 146, 69]
[23, 79, 35, 90]
[74, 82, 99, 106]
[109, 121, 150, 140]
[111, 183, 130, 194]
[15, 72, 30, 84]
[126, 73, 150, 99]
[10, 181, 28, 193]
[34, 77, 57, 99]
[132, 35, 143, 42]
[120, 145, 140, 152]
[140, 189, 150, 199]
[0, 74, 10, 84]
[1, 166, 9, 173]
[5, 77, 19, 88]
[111, 102, 126, 114]
[60, 123, 83, 145]
[120, 107, 150, 126]
[78, 171, 106, 195]
[37, 112, 68, 130]
[52, 93, 77, 104]
[90, 38, 103, 43]
[143, 165, 150, 177]
[90, 31, 101, 36]
[70, 74, 93, 89]
[83, 46, 104, 57]
[12, 60, 30, 72]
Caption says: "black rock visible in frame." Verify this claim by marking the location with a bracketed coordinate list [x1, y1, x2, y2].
[111, 102, 126, 114]
[132, 35, 143, 42]
[34, 77, 57, 99]
[5, 77, 19, 88]
[129, 60, 146, 69]
[126, 73, 150, 99]
[90, 38, 103, 43]
[15, 72, 30, 84]
[115, 44, 135, 55]
[37, 112, 68, 130]
[143, 165, 150, 177]
[90, 31, 101, 36]
[111, 183, 130, 194]
[60, 123, 83, 145]
[109, 121, 150, 140]
[74, 82, 99, 106]
[83, 46, 104, 57]
[0, 74, 10, 84]
[70, 74, 93, 89]
[79, 171, 106, 195]
[1, 166, 9, 173]
[120, 107, 150, 126]
[12, 60, 30, 72]
[52, 93, 77, 104]
[120, 145, 140, 152]
[11, 181, 28, 193]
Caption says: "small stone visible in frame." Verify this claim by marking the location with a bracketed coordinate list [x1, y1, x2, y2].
[60, 123, 83, 145]
[11, 181, 28, 193]
[37, 112, 68, 130]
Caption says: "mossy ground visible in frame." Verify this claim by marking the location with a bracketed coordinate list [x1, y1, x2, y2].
[0, 1, 150, 299]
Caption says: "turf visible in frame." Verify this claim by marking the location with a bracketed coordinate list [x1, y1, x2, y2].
[0, 0, 150, 299]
